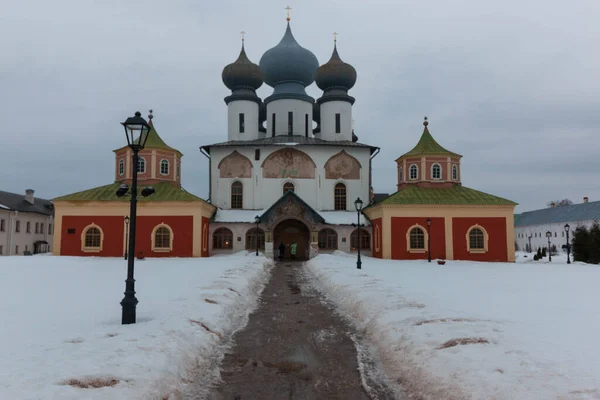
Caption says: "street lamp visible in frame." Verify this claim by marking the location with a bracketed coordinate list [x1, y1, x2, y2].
[119, 111, 151, 325]
[124, 216, 130, 260]
[546, 231, 552, 262]
[426, 218, 432, 262]
[528, 234, 532, 253]
[254, 215, 260, 256]
[564, 223, 571, 264]
[354, 197, 364, 270]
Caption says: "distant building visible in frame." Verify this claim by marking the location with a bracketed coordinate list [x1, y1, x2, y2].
[0, 189, 54, 255]
[514, 197, 600, 252]
[364, 119, 517, 262]
[52, 116, 215, 258]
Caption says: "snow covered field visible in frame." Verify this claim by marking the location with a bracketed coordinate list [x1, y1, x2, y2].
[0, 253, 272, 400]
[307, 252, 600, 400]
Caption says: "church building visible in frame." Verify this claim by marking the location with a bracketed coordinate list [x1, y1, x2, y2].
[363, 119, 517, 262]
[200, 21, 378, 260]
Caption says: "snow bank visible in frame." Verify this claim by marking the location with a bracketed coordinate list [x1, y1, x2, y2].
[0, 252, 272, 400]
[306, 253, 600, 399]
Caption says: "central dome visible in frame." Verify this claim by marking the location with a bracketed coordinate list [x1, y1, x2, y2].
[259, 23, 319, 88]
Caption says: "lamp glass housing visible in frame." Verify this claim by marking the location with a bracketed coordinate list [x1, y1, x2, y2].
[564, 224, 570, 232]
[121, 111, 151, 149]
[354, 197, 364, 212]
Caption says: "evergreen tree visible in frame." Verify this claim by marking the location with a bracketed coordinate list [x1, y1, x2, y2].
[589, 222, 600, 264]
[537, 247, 542, 259]
[542, 247, 547, 257]
[572, 226, 591, 263]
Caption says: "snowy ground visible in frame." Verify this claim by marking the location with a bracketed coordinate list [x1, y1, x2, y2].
[0, 253, 272, 400]
[307, 252, 600, 400]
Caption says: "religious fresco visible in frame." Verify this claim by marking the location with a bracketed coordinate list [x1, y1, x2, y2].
[324, 150, 361, 180]
[261, 148, 316, 179]
[218, 150, 253, 179]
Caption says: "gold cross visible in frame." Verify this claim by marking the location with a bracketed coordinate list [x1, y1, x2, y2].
[241, 30, 246, 42]
[333, 32, 338, 43]
[285, 6, 292, 21]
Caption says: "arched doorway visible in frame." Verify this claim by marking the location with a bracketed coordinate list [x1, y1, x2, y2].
[273, 219, 310, 261]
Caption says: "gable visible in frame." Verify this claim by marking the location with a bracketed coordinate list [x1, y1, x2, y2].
[261, 148, 316, 179]
[324, 150, 361, 180]
[218, 150, 253, 179]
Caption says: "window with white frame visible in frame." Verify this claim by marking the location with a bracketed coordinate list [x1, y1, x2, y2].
[137, 157, 146, 173]
[399, 167, 403, 182]
[431, 163, 442, 180]
[153, 225, 172, 251]
[119, 159, 124, 176]
[452, 164, 458, 180]
[83, 227, 102, 251]
[160, 159, 169, 175]
[409, 227, 425, 249]
[466, 225, 488, 253]
[409, 164, 418, 180]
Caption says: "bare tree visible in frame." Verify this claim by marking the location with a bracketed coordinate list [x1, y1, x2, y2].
[547, 199, 574, 208]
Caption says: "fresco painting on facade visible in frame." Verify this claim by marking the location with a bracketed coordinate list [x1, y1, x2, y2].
[262, 148, 316, 179]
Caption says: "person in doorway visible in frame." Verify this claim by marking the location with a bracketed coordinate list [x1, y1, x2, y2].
[290, 241, 297, 260]
[278, 242, 285, 261]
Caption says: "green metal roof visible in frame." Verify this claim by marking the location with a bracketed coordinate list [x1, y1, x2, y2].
[53, 182, 206, 203]
[114, 124, 181, 155]
[379, 185, 517, 206]
[398, 123, 461, 159]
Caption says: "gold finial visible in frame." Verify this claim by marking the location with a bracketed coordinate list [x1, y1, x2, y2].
[240, 30, 246, 42]
[333, 32, 338, 43]
[285, 5, 292, 21]
[423, 116, 428, 126]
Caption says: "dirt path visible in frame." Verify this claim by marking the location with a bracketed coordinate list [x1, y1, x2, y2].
[209, 262, 397, 400]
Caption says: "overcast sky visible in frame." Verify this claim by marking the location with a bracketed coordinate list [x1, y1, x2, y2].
[1, 0, 599, 212]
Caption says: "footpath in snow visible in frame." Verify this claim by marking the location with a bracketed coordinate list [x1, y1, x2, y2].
[0, 252, 272, 400]
[306, 252, 600, 400]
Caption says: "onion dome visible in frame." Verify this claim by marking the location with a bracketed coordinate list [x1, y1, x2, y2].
[259, 23, 319, 88]
[315, 44, 357, 91]
[222, 44, 263, 91]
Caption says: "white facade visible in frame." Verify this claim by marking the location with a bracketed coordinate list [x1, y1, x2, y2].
[515, 220, 595, 253]
[266, 99, 313, 137]
[318, 100, 352, 142]
[227, 100, 261, 141]
[0, 210, 53, 256]
[210, 144, 371, 211]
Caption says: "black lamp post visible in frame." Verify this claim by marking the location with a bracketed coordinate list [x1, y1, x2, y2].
[564, 223, 571, 264]
[118, 111, 151, 325]
[546, 231, 552, 262]
[254, 215, 260, 256]
[354, 197, 364, 270]
[426, 218, 432, 262]
[528, 234, 532, 253]
[124, 216, 130, 260]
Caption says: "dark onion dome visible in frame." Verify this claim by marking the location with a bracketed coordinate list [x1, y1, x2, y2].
[222, 43, 263, 91]
[315, 43, 357, 91]
[259, 23, 319, 88]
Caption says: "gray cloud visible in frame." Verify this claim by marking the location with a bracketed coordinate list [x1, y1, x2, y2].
[1, 0, 599, 212]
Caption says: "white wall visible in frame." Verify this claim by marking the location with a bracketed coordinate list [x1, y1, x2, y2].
[515, 220, 596, 252]
[227, 100, 259, 141]
[0, 210, 54, 256]
[319, 101, 352, 142]
[210, 145, 372, 211]
[266, 99, 312, 137]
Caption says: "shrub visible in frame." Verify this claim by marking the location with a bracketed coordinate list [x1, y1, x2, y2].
[533, 254, 539, 261]
[541, 247, 547, 257]
[551, 244, 558, 255]
[537, 248, 542, 259]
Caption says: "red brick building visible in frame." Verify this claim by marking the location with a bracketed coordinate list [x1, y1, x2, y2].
[364, 119, 516, 262]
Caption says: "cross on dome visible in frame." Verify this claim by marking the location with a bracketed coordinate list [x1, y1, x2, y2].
[285, 6, 292, 21]
[240, 31, 246, 42]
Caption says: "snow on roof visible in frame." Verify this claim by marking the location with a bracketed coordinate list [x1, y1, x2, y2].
[0, 203, 10, 210]
[275, 142, 299, 146]
[214, 209, 369, 226]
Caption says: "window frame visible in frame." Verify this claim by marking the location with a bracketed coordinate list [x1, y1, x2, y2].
[334, 182, 347, 210]
[239, 112, 245, 133]
[81, 224, 103, 253]
[452, 164, 458, 180]
[152, 224, 173, 252]
[335, 113, 341, 133]
[431, 163, 442, 180]
[288, 111, 293, 135]
[399, 167, 403, 182]
[406, 224, 427, 253]
[119, 159, 125, 176]
[26, 221, 31, 234]
[15, 220, 20, 233]
[231, 181, 243, 209]
[305, 113, 309, 137]
[350, 228, 370, 250]
[0, 219, 4, 232]
[160, 159, 170, 175]
[272, 113, 276, 137]
[466, 225, 489, 254]
[409, 164, 419, 180]
[245, 227, 265, 250]
[318, 228, 338, 250]
[137, 157, 146, 173]
[213, 227, 233, 249]
[283, 182, 295, 194]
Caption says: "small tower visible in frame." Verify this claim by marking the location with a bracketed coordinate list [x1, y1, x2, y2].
[222, 33, 264, 141]
[395, 118, 462, 189]
[314, 34, 357, 141]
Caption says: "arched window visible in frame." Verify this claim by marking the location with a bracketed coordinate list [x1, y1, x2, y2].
[245, 228, 265, 250]
[466, 225, 488, 253]
[334, 183, 347, 210]
[432, 164, 442, 180]
[213, 228, 233, 249]
[399, 167, 403, 182]
[82, 225, 102, 252]
[452, 165, 458, 180]
[318, 229, 338, 250]
[283, 182, 295, 194]
[119, 159, 124, 176]
[137, 157, 146, 173]
[350, 228, 370, 250]
[409, 164, 418, 180]
[152, 225, 172, 251]
[409, 227, 425, 249]
[160, 159, 169, 175]
[231, 181, 243, 209]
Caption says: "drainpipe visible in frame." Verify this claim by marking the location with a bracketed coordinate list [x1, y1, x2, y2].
[369, 148, 380, 201]
[200, 147, 212, 203]
[8, 210, 17, 256]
